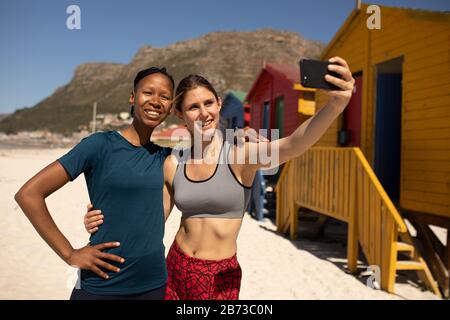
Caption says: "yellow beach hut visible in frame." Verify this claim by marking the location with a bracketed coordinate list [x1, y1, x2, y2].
[276, 3, 450, 297]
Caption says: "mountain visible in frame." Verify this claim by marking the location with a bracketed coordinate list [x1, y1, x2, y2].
[0, 29, 324, 134]
[0, 114, 10, 122]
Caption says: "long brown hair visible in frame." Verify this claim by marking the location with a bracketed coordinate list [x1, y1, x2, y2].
[173, 75, 220, 112]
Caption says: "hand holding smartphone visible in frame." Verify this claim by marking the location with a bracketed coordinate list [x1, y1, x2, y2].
[299, 59, 342, 90]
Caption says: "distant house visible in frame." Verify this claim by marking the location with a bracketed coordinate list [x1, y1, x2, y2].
[247, 64, 316, 139]
[151, 124, 190, 146]
[220, 90, 247, 129]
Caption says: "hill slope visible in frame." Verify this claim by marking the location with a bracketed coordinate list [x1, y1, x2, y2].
[0, 29, 324, 134]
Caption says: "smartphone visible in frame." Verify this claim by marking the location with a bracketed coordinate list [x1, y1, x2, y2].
[299, 59, 341, 90]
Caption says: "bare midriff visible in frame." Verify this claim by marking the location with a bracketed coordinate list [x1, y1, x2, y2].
[174, 216, 244, 260]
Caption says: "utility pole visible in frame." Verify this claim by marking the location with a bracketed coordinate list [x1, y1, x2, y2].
[92, 102, 97, 133]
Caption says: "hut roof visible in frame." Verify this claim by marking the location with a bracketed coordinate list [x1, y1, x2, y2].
[322, 3, 450, 59]
[245, 63, 299, 102]
[266, 64, 300, 85]
[228, 90, 247, 103]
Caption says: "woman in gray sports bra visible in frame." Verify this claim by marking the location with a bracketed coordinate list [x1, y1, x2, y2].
[163, 58, 354, 300]
[84, 57, 354, 300]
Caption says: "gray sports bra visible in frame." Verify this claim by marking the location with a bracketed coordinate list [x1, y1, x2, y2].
[173, 141, 252, 219]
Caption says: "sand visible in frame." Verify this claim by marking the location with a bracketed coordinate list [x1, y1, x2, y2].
[0, 148, 439, 300]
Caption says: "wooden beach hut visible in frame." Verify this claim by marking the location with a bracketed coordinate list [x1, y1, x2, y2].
[247, 64, 316, 139]
[275, 3, 450, 297]
[220, 90, 247, 129]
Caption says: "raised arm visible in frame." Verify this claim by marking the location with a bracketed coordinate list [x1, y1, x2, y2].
[15, 161, 124, 279]
[244, 56, 354, 169]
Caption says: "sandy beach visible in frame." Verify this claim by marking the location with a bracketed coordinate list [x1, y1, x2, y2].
[0, 148, 439, 300]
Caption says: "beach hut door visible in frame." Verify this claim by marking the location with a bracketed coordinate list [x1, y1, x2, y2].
[275, 97, 284, 138]
[374, 58, 403, 203]
[340, 74, 362, 146]
[262, 101, 271, 129]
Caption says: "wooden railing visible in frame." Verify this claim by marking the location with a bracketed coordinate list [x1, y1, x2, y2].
[275, 147, 408, 292]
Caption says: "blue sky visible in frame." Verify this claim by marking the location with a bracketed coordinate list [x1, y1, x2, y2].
[0, 0, 449, 114]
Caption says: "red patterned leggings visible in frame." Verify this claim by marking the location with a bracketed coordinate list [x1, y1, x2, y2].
[164, 241, 242, 300]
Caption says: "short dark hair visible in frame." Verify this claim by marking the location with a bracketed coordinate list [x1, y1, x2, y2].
[131, 67, 175, 117]
[133, 66, 175, 90]
[174, 74, 219, 111]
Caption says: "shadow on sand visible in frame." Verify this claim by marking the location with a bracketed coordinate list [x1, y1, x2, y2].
[256, 214, 431, 299]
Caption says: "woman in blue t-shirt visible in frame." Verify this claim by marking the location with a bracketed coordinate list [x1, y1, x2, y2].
[14, 67, 176, 300]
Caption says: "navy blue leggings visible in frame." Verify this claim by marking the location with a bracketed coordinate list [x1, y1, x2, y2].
[70, 285, 166, 300]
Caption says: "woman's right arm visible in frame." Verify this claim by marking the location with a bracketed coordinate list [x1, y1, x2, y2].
[15, 161, 124, 279]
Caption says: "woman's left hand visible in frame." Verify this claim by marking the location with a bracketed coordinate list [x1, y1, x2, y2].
[324, 56, 355, 110]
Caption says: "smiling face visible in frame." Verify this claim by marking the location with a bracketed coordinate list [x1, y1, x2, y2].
[129, 72, 174, 128]
[176, 86, 222, 138]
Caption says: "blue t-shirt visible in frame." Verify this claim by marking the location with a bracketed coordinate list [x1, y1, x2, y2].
[58, 131, 171, 295]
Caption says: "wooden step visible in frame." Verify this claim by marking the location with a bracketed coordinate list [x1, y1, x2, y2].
[396, 260, 425, 271]
[395, 242, 415, 254]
